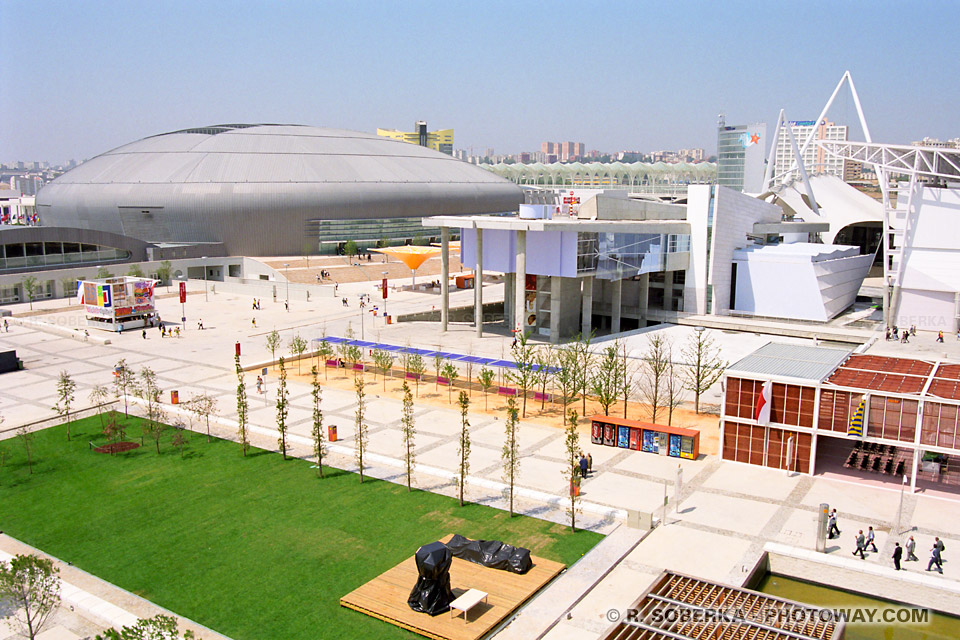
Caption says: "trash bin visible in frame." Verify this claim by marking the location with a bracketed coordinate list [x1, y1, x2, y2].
[569, 477, 581, 497]
[171, 390, 179, 404]
[328, 425, 337, 442]
[386, 315, 393, 325]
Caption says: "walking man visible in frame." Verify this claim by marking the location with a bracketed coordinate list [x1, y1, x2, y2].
[579, 454, 588, 479]
[934, 536, 946, 561]
[828, 509, 841, 539]
[927, 544, 943, 574]
[867, 526, 878, 552]
[142, 329, 147, 339]
[893, 542, 903, 571]
[852, 530, 866, 559]
[906, 536, 919, 561]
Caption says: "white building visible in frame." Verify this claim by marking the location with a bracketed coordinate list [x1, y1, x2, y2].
[771, 120, 850, 187]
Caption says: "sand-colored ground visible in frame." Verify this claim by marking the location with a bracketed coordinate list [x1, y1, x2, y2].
[272, 353, 720, 455]
[262, 254, 465, 285]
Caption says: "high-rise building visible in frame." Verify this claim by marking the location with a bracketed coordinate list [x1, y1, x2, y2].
[716, 118, 766, 193]
[376, 121, 454, 155]
[771, 120, 850, 186]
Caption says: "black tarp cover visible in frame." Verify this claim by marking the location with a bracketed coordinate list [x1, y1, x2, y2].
[407, 541, 455, 616]
[445, 534, 533, 574]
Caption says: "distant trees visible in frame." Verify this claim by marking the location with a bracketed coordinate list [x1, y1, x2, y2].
[113, 359, 135, 416]
[186, 393, 217, 442]
[276, 358, 289, 459]
[95, 266, 113, 279]
[289, 334, 307, 374]
[0, 553, 61, 640]
[265, 331, 281, 369]
[478, 367, 495, 411]
[234, 354, 250, 456]
[620, 341, 635, 419]
[408, 354, 426, 397]
[553, 344, 579, 426]
[354, 376, 368, 482]
[638, 334, 670, 423]
[533, 348, 555, 411]
[507, 331, 537, 417]
[88, 384, 110, 432]
[372, 348, 393, 390]
[440, 362, 458, 403]
[53, 371, 76, 440]
[344, 239, 358, 257]
[401, 381, 416, 491]
[563, 409, 582, 532]
[591, 345, 621, 416]
[316, 337, 334, 379]
[456, 391, 471, 507]
[126, 264, 145, 278]
[156, 260, 172, 289]
[433, 353, 445, 391]
[21, 276, 38, 311]
[681, 329, 726, 414]
[137, 367, 166, 454]
[311, 365, 325, 478]
[502, 396, 520, 517]
[665, 351, 683, 426]
[572, 332, 595, 416]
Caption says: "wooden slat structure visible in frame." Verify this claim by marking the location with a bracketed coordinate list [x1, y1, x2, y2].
[340, 534, 564, 640]
[600, 572, 844, 640]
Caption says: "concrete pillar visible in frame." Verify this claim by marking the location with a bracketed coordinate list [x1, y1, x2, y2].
[581, 275, 594, 337]
[503, 273, 515, 329]
[514, 229, 527, 336]
[550, 275, 561, 344]
[637, 272, 649, 319]
[474, 228, 483, 337]
[663, 271, 674, 312]
[611, 278, 623, 334]
[441, 227, 450, 332]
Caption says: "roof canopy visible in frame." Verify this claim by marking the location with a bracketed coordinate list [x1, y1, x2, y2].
[372, 245, 442, 270]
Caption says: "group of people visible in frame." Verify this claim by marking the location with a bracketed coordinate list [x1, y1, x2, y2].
[830, 509, 947, 574]
[316, 270, 332, 280]
[251, 299, 262, 310]
[158, 324, 180, 338]
[886, 325, 960, 343]
[577, 452, 593, 479]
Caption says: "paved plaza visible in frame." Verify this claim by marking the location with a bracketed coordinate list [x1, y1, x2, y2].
[2, 278, 960, 639]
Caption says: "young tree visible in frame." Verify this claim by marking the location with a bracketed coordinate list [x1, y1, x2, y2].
[0, 554, 61, 640]
[95, 266, 113, 279]
[573, 332, 595, 415]
[276, 358, 289, 459]
[344, 239, 358, 257]
[440, 362, 459, 403]
[681, 329, 727, 414]
[127, 264, 145, 278]
[310, 365, 326, 478]
[316, 337, 334, 380]
[401, 381, 416, 491]
[336, 325, 355, 369]
[265, 330, 281, 370]
[619, 341, 637, 419]
[235, 354, 250, 456]
[408, 354, 426, 397]
[354, 376, 368, 482]
[456, 391, 471, 506]
[638, 334, 670, 423]
[53, 371, 77, 441]
[591, 345, 622, 416]
[502, 396, 520, 517]
[171, 426, 187, 458]
[137, 367, 165, 454]
[113, 359, 135, 416]
[372, 348, 394, 390]
[433, 353, 445, 391]
[534, 347, 555, 412]
[563, 409, 582, 532]
[288, 334, 308, 375]
[88, 384, 110, 432]
[17, 427, 34, 475]
[507, 330, 538, 417]
[478, 367, 495, 411]
[553, 343, 580, 426]
[21, 276, 38, 311]
[665, 350, 684, 426]
[188, 393, 218, 442]
[156, 260, 173, 289]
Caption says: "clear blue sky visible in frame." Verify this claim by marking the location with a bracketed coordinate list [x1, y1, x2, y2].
[2, 0, 958, 164]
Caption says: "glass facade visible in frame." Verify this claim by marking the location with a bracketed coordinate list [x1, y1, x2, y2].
[717, 128, 747, 191]
[577, 231, 690, 279]
[0, 241, 129, 271]
[305, 216, 456, 254]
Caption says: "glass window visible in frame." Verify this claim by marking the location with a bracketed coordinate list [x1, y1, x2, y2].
[25, 242, 43, 257]
[80, 244, 97, 252]
[5, 244, 24, 258]
[44, 242, 63, 255]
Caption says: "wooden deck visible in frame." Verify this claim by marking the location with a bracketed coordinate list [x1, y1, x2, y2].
[340, 535, 565, 640]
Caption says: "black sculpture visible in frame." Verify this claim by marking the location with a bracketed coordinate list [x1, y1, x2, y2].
[445, 534, 533, 574]
[407, 541, 455, 616]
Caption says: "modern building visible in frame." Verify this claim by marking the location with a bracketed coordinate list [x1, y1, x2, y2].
[770, 120, 851, 187]
[541, 141, 585, 162]
[376, 121, 454, 155]
[483, 161, 716, 193]
[722, 343, 960, 495]
[716, 119, 766, 193]
[34, 124, 521, 256]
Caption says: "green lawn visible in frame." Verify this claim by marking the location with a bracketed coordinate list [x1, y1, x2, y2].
[0, 413, 602, 639]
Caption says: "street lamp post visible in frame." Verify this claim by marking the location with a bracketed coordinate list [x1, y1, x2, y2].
[284, 263, 290, 303]
[895, 473, 908, 536]
[202, 256, 209, 302]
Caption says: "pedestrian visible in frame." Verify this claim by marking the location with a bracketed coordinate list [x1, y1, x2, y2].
[901, 331, 909, 344]
[927, 544, 943, 574]
[285, 300, 289, 311]
[852, 530, 866, 559]
[161, 326, 166, 338]
[867, 526, 878, 552]
[175, 327, 180, 337]
[198, 319, 204, 330]
[579, 454, 588, 479]
[3, 319, 8, 332]
[158, 323, 164, 336]
[906, 536, 919, 561]
[893, 325, 899, 339]
[885, 327, 892, 341]
[252, 299, 257, 310]
[937, 330, 944, 343]
[935, 536, 945, 560]
[252, 318, 257, 328]
[828, 509, 841, 539]
[893, 543, 903, 570]
[587, 452, 593, 474]
[142, 329, 147, 339]
[256, 376, 263, 394]
[910, 325, 917, 336]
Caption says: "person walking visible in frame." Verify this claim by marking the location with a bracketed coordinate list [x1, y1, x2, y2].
[852, 530, 866, 559]
[906, 536, 919, 561]
[579, 454, 589, 479]
[3, 318, 8, 332]
[252, 318, 257, 328]
[198, 319, 204, 330]
[937, 330, 944, 343]
[828, 509, 841, 539]
[142, 329, 147, 339]
[893, 542, 903, 571]
[256, 376, 263, 394]
[587, 452, 593, 474]
[285, 300, 289, 312]
[927, 544, 943, 574]
[934, 536, 946, 561]
[867, 526, 878, 552]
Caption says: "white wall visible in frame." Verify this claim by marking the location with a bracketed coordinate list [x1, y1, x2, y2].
[460, 227, 578, 277]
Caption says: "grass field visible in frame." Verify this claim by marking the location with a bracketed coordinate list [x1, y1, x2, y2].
[0, 413, 602, 639]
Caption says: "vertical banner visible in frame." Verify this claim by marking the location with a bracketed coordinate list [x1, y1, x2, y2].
[179, 281, 187, 304]
[382, 278, 388, 299]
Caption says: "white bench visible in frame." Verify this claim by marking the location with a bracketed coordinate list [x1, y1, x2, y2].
[449, 588, 488, 623]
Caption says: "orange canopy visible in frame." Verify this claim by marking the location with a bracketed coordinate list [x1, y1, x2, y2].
[372, 246, 443, 271]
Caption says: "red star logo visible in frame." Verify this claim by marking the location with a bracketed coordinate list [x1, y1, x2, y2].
[750, 133, 760, 145]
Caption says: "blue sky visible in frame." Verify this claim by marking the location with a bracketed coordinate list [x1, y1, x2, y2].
[2, 0, 958, 163]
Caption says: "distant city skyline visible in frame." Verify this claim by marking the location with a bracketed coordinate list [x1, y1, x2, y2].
[2, 0, 958, 165]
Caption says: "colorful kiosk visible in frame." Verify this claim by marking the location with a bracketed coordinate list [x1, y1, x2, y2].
[79, 276, 158, 332]
[590, 415, 699, 460]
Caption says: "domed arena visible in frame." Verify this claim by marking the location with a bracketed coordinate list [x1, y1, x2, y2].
[36, 124, 523, 256]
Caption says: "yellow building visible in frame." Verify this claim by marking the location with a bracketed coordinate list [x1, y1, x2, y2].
[377, 121, 454, 155]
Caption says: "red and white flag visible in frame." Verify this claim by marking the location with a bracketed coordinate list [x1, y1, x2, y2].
[755, 381, 772, 425]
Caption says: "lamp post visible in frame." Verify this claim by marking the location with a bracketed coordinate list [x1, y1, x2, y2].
[895, 473, 908, 536]
[382, 270, 389, 317]
[201, 256, 209, 302]
[283, 263, 290, 303]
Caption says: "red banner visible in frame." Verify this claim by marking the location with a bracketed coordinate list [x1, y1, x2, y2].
[382, 278, 388, 299]
[179, 281, 187, 303]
